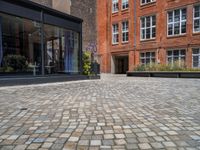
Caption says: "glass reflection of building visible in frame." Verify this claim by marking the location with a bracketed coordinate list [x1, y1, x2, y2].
[0, 0, 82, 76]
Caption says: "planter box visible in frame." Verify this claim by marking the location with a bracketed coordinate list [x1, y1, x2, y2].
[127, 71, 200, 78]
[88, 75, 101, 80]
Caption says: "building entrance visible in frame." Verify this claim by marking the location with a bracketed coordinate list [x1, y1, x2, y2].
[114, 56, 128, 74]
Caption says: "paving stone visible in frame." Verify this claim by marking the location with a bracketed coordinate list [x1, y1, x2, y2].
[13, 145, 27, 150]
[42, 142, 53, 148]
[78, 140, 89, 146]
[150, 142, 164, 149]
[163, 141, 176, 147]
[115, 134, 125, 139]
[138, 143, 152, 149]
[27, 143, 41, 149]
[68, 137, 79, 142]
[114, 139, 126, 145]
[104, 134, 114, 140]
[90, 140, 101, 146]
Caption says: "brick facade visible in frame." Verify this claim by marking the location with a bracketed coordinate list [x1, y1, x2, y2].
[97, 0, 200, 73]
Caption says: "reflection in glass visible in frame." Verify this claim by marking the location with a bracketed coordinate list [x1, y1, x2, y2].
[44, 24, 79, 74]
[0, 13, 42, 74]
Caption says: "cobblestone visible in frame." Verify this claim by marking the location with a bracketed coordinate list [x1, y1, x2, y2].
[0, 75, 200, 149]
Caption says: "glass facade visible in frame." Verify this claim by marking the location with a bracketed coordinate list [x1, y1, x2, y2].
[0, 12, 80, 75]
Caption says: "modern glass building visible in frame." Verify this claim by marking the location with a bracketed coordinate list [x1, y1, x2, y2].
[0, 0, 82, 76]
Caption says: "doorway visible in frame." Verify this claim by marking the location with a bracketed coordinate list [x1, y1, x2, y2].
[114, 56, 129, 74]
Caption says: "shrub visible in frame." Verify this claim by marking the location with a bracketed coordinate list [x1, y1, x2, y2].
[134, 61, 200, 72]
[3, 55, 28, 72]
[82, 51, 91, 75]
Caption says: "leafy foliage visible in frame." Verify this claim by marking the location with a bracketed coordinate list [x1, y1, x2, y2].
[134, 61, 200, 72]
[82, 51, 91, 75]
[3, 55, 28, 72]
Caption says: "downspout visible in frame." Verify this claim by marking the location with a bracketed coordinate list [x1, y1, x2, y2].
[133, 0, 137, 67]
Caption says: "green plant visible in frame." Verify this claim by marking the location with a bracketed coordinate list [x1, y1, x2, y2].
[4, 66, 14, 72]
[3, 55, 28, 72]
[134, 61, 200, 72]
[82, 51, 91, 75]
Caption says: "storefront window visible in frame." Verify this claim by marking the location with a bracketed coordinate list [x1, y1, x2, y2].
[0, 13, 80, 75]
[44, 24, 79, 74]
[0, 13, 42, 75]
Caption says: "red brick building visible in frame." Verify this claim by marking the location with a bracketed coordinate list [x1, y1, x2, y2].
[97, 0, 200, 73]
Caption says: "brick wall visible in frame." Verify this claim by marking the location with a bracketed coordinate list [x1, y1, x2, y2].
[71, 0, 97, 53]
[97, 0, 200, 73]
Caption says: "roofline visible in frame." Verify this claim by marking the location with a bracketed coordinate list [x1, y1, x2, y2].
[1, 0, 83, 23]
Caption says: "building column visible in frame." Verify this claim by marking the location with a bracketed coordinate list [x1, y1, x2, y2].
[159, 48, 166, 65]
[186, 47, 193, 68]
[129, 51, 135, 71]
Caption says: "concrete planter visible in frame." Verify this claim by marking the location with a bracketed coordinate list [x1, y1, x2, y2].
[88, 75, 101, 80]
[127, 71, 200, 78]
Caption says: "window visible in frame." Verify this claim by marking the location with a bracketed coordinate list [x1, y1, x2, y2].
[168, 8, 187, 36]
[122, 0, 129, 10]
[192, 48, 200, 68]
[141, 15, 156, 40]
[167, 49, 186, 66]
[141, 0, 156, 5]
[112, 0, 119, 13]
[122, 21, 129, 42]
[112, 24, 119, 44]
[194, 5, 200, 33]
[140, 52, 156, 65]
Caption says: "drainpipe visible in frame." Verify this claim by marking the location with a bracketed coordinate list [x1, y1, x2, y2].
[133, 0, 137, 67]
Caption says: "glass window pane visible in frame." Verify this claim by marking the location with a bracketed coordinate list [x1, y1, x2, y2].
[168, 24, 173, 35]
[194, 6, 200, 18]
[146, 17, 151, 27]
[181, 9, 187, 20]
[152, 16, 156, 26]
[168, 51, 172, 56]
[173, 50, 179, 56]
[146, 52, 150, 57]
[151, 52, 155, 57]
[194, 19, 200, 32]
[168, 12, 173, 23]
[181, 21, 186, 33]
[141, 18, 145, 28]
[174, 23, 180, 34]
[146, 28, 151, 39]
[180, 50, 185, 55]
[193, 49, 199, 54]
[174, 10, 180, 22]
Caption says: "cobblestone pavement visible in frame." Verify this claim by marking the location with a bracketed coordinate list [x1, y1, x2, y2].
[0, 75, 200, 150]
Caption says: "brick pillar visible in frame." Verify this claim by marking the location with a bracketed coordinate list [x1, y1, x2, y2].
[159, 48, 166, 65]
[186, 47, 193, 68]
[129, 51, 134, 71]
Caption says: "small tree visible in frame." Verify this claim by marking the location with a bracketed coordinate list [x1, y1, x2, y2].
[82, 51, 91, 75]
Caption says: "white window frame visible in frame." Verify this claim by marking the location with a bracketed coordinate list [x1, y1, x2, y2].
[193, 5, 200, 33]
[167, 49, 186, 66]
[112, 0, 119, 13]
[112, 24, 119, 44]
[140, 15, 156, 40]
[167, 8, 187, 36]
[192, 48, 200, 68]
[122, 21, 129, 43]
[141, 0, 156, 6]
[140, 52, 156, 65]
[122, 0, 129, 10]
